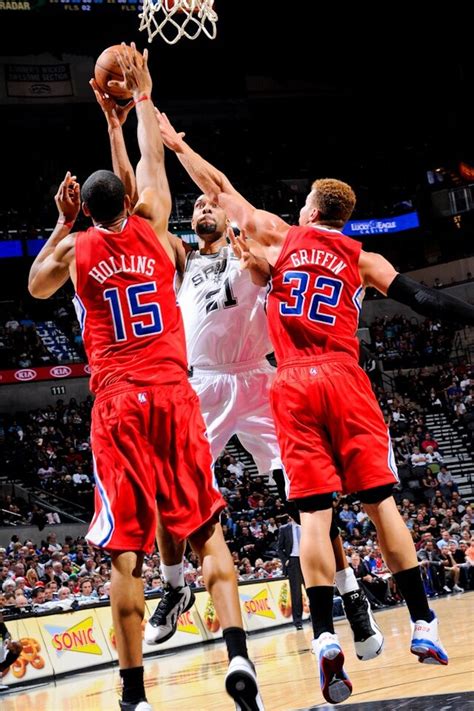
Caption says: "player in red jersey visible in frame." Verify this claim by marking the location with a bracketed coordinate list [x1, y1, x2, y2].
[89, 85, 385, 668]
[28, 45, 264, 711]
[153, 114, 474, 704]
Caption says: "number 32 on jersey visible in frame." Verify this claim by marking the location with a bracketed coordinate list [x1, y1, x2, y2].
[279, 272, 342, 325]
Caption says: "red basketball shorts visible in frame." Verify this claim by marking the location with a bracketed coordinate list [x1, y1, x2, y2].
[87, 379, 226, 553]
[270, 354, 399, 499]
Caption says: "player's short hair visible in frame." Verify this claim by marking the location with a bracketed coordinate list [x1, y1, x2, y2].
[82, 170, 126, 222]
[311, 178, 356, 227]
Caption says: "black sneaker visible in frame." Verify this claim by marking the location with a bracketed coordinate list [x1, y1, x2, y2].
[342, 588, 384, 661]
[144, 583, 195, 645]
[119, 701, 152, 710]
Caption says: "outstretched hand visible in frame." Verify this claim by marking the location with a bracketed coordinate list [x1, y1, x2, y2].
[55, 171, 80, 225]
[108, 42, 151, 99]
[228, 227, 252, 270]
[89, 78, 134, 129]
[155, 108, 187, 152]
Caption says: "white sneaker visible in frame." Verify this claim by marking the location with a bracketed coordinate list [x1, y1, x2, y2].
[410, 612, 448, 665]
[145, 584, 195, 645]
[452, 584, 464, 593]
[442, 585, 452, 594]
[312, 633, 352, 704]
[225, 656, 265, 710]
[119, 701, 152, 710]
[342, 589, 384, 661]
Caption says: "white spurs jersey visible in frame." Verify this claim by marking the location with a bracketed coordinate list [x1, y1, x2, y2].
[178, 246, 272, 367]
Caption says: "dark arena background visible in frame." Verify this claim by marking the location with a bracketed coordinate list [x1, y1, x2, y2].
[0, 4, 473, 710]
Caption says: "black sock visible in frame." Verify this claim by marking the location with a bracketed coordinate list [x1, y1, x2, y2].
[120, 666, 146, 704]
[393, 566, 433, 623]
[223, 626, 249, 661]
[307, 586, 335, 638]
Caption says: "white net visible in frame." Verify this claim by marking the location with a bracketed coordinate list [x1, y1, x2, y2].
[139, 0, 218, 45]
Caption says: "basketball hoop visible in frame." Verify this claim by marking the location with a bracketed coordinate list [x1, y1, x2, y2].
[139, 0, 218, 45]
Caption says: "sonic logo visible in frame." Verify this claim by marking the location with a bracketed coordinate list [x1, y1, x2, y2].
[241, 589, 276, 619]
[177, 610, 200, 635]
[45, 616, 102, 656]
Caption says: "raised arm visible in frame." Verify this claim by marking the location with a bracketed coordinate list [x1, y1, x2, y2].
[155, 110, 289, 251]
[89, 79, 137, 205]
[28, 172, 79, 298]
[229, 229, 271, 287]
[359, 250, 474, 325]
[110, 44, 172, 242]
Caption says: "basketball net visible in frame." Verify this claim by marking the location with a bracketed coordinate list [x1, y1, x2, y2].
[139, 0, 218, 45]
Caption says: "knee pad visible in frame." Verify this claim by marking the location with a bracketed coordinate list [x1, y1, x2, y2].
[358, 483, 394, 505]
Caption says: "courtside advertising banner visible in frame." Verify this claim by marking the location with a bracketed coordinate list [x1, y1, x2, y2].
[1, 616, 54, 683]
[266, 580, 311, 624]
[238, 583, 280, 632]
[38, 609, 113, 673]
[193, 591, 223, 640]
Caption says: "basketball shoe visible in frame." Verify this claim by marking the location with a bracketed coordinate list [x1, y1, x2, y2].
[144, 583, 195, 645]
[119, 701, 152, 710]
[312, 632, 352, 705]
[410, 612, 448, 665]
[225, 656, 265, 710]
[342, 588, 384, 660]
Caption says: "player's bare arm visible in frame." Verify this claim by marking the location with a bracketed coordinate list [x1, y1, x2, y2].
[111, 43, 174, 263]
[155, 110, 289, 261]
[229, 228, 271, 287]
[28, 171, 79, 298]
[359, 249, 474, 324]
[90, 78, 137, 206]
[167, 232, 193, 279]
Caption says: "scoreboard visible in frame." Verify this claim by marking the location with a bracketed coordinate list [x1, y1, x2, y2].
[0, 0, 143, 12]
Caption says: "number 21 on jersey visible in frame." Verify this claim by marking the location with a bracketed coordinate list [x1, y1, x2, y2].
[280, 272, 343, 325]
[104, 281, 163, 342]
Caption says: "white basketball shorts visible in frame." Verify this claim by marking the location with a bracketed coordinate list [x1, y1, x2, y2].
[190, 358, 282, 475]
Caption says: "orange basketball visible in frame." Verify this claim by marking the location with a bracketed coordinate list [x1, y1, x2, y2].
[94, 44, 143, 101]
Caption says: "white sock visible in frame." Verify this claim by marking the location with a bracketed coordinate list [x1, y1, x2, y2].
[161, 562, 184, 588]
[335, 567, 359, 596]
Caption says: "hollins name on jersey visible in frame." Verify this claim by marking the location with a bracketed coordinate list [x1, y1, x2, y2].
[88, 254, 156, 285]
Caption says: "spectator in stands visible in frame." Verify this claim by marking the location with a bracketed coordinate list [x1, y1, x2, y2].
[421, 433, 439, 451]
[417, 540, 450, 595]
[439, 546, 464, 593]
[77, 578, 97, 604]
[437, 467, 458, 498]
[349, 553, 388, 608]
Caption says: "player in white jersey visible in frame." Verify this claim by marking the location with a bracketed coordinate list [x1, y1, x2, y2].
[147, 195, 383, 662]
[177, 194, 281, 475]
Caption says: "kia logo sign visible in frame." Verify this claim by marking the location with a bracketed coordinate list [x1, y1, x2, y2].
[50, 366, 72, 378]
[84, 365, 91, 375]
[14, 369, 37, 382]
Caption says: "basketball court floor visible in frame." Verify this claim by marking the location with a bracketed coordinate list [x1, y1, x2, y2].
[1, 594, 472, 711]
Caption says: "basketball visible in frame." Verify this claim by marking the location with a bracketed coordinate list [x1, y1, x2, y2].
[94, 44, 143, 101]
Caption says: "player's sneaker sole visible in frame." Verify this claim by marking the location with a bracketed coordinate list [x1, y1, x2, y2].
[225, 656, 265, 711]
[119, 700, 152, 710]
[410, 640, 449, 665]
[313, 634, 352, 705]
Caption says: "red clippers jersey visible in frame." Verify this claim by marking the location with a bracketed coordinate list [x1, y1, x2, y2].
[73, 215, 187, 394]
[267, 225, 363, 365]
